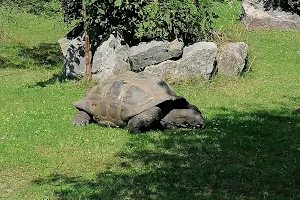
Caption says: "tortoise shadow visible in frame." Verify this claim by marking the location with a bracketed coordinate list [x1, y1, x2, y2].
[32, 108, 300, 199]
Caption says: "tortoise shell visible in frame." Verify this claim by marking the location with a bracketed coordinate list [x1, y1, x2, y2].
[73, 71, 183, 127]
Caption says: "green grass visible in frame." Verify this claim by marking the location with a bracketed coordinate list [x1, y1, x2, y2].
[1, 1, 300, 199]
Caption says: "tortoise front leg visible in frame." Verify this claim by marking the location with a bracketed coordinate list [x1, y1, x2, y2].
[72, 110, 91, 126]
[128, 106, 163, 134]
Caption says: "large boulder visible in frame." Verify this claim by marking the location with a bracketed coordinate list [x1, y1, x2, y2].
[129, 39, 184, 72]
[242, 0, 300, 31]
[144, 60, 179, 80]
[62, 36, 90, 78]
[217, 42, 248, 76]
[91, 33, 131, 83]
[144, 42, 218, 81]
[61, 32, 130, 81]
[177, 42, 217, 80]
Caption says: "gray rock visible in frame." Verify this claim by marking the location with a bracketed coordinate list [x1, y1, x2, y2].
[242, 0, 300, 31]
[144, 60, 179, 80]
[63, 35, 90, 78]
[178, 42, 217, 80]
[217, 42, 248, 76]
[91, 33, 131, 83]
[144, 42, 218, 81]
[129, 39, 184, 72]
[58, 38, 70, 57]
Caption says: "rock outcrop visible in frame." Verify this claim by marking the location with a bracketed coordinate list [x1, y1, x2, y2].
[60, 31, 248, 82]
[91, 33, 131, 83]
[129, 39, 184, 72]
[62, 36, 90, 78]
[242, 0, 300, 31]
[144, 42, 218, 81]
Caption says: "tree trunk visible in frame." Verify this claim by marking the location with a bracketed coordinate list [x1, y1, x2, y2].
[82, 0, 91, 81]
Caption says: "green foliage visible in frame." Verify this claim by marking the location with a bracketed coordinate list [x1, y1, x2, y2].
[61, 0, 216, 45]
[264, 0, 300, 15]
[60, 0, 81, 22]
[289, 0, 300, 12]
[136, 0, 215, 43]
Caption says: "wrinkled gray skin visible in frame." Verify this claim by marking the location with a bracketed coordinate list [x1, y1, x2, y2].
[72, 100, 204, 134]
[160, 104, 205, 130]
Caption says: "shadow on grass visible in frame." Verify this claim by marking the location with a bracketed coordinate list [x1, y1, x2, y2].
[18, 43, 63, 66]
[0, 54, 27, 69]
[29, 73, 64, 88]
[28, 72, 81, 88]
[1, 43, 63, 72]
[32, 108, 300, 199]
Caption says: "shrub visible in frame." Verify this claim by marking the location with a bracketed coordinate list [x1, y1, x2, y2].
[263, 0, 300, 15]
[136, 0, 215, 44]
[60, 0, 81, 23]
[61, 0, 216, 45]
[285, 0, 299, 14]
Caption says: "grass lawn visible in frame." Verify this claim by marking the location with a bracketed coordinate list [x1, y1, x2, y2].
[1, 1, 300, 199]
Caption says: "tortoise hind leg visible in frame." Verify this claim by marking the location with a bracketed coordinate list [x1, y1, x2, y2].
[128, 106, 163, 134]
[72, 110, 91, 126]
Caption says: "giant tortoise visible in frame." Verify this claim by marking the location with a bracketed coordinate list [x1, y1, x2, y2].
[72, 71, 204, 133]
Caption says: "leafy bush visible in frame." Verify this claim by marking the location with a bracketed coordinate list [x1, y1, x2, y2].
[60, 0, 81, 23]
[285, 0, 299, 14]
[263, 0, 300, 15]
[61, 0, 216, 45]
[136, 0, 215, 44]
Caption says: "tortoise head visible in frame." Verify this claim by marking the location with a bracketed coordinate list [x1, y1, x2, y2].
[161, 104, 205, 130]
